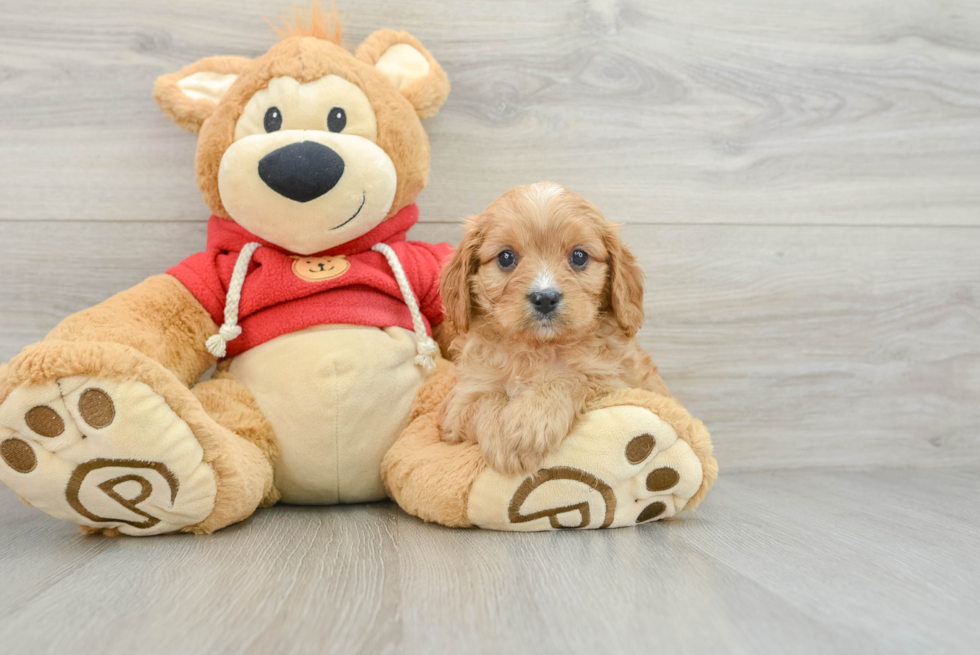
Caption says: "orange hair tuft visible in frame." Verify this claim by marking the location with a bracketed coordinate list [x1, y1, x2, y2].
[267, 2, 343, 45]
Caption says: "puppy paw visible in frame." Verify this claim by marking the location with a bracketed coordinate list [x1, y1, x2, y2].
[441, 390, 509, 446]
[483, 404, 572, 476]
[440, 418, 467, 444]
[480, 436, 545, 477]
[439, 394, 469, 444]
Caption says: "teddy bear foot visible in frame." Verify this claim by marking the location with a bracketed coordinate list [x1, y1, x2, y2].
[466, 404, 708, 531]
[0, 347, 219, 536]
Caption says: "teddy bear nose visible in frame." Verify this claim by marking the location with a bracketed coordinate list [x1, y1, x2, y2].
[258, 141, 345, 203]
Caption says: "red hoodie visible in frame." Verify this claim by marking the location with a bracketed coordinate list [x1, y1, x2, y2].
[168, 204, 452, 357]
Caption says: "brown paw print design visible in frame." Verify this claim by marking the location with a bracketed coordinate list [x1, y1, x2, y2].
[506, 433, 682, 529]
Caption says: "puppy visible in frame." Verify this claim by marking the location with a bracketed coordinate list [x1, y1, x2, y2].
[440, 182, 672, 475]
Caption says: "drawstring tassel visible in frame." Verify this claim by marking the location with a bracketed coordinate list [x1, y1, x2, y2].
[206, 242, 262, 358]
[371, 242, 439, 373]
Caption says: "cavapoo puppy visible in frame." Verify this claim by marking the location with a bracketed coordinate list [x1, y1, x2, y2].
[440, 182, 672, 475]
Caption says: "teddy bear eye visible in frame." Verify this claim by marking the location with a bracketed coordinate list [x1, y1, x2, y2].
[264, 107, 282, 133]
[570, 249, 589, 269]
[327, 107, 346, 133]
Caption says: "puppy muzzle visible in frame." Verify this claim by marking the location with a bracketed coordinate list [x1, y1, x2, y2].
[527, 290, 562, 317]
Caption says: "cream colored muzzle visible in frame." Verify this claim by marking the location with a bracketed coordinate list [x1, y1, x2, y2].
[218, 130, 397, 255]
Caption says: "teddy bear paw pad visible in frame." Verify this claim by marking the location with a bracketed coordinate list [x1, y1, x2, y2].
[466, 405, 703, 531]
[0, 377, 216, 535]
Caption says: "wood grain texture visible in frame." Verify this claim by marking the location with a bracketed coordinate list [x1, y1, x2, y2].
[0, 220, 977, 471]
[1, 2, 979, 652]
[1, 0, 979, 224]
[1, 469, 978, 655]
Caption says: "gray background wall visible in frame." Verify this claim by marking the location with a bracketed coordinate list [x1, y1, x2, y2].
[1, 0, 978, 473]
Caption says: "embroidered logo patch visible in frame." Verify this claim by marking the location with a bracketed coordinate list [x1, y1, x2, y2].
[291, 255, 350, 282]
[65, 458, 179, 530]
[507, 466, 617, 529]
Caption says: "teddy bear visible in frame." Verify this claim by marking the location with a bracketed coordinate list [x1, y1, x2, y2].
[0, 11, 455, 535]
[0, 9, 717, 535]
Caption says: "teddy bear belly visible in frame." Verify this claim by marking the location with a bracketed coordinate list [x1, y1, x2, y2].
[226, 324, 426, 505]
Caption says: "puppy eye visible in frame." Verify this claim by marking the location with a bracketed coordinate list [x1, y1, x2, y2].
[570, 249, 589, 269]
[497, 250, 517, 270]
[327, 107, 347, 133]
[264, 107, 283, 133]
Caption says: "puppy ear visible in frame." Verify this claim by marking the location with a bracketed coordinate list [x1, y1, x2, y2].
[355, 29, 450, 119]
[153, 56, 252, 133]
[441, 217, 482, 335]
[604, 224, 645, 337]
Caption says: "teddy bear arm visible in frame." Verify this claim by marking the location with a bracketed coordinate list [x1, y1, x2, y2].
[43, 274, 218, 387]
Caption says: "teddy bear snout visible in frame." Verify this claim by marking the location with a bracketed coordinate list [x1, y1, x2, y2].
[257, 140, 345, 203]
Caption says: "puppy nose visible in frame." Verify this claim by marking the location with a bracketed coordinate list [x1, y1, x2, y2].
[258, 141, 345, 203]
[528, 290, 562, 315]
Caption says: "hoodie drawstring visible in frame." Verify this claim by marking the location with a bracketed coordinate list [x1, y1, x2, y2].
[371, 243, 439, 373]
[206, 242, 262, 358]
[204, 241, 438, 373]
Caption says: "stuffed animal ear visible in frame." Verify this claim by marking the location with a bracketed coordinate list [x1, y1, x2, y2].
[355, 29, 450, 119]
[153, 56, 252, 133]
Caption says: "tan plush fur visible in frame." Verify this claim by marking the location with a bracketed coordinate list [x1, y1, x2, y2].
[440, 183, 670, 475]
[193, 371, 282, 507]
[382, 360, 484, 527]
[153, 56, 254, 134]
[45, 274, 218, 387]
[355, 30, 451, 120]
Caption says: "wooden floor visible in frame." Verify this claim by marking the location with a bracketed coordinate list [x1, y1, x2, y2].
[1, 0, 979, 653]
[2, 469, 978, 655]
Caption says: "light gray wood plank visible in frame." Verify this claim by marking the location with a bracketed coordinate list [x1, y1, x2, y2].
[1, 469, 977, 654]
[0, 490, 121, 618]
[0, 220, 977, 471]
[1, 0, 979, 225]
[640, 223, 980, 471]
[0, 490, 403, 655]
[675, 468, 980, 654]
[0, 220, 208, 356]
